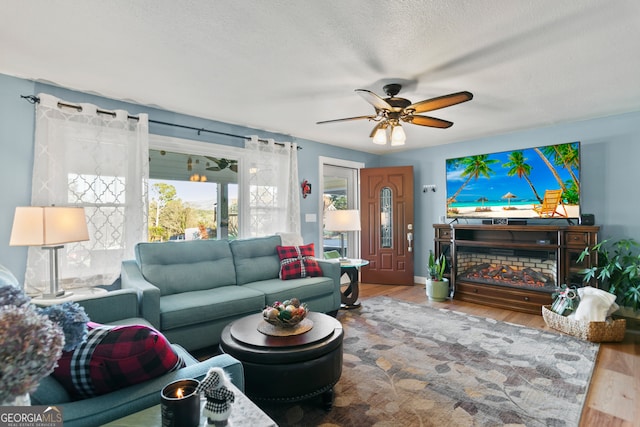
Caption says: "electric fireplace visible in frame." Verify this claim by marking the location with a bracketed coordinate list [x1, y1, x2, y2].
[433, 223, 600, 315]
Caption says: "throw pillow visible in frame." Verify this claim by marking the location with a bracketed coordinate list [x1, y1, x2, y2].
[573, 286, 617, 322]
[52, 322, 184, 399]
[277, 243, 323, 280]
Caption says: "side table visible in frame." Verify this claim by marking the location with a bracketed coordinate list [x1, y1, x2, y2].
[31, 287, 108, 306]
[337, 258, 369, 309]
[102, 382, 277, 426]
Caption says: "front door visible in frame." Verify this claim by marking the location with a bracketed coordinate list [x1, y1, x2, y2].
[360, 166, 414, 285]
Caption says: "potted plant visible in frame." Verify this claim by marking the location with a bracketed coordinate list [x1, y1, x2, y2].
[426, 250, 449, 302]
[578, 238, 640, 315]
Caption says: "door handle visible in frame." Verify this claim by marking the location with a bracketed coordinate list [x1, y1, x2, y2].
[407, 232, 413, 252]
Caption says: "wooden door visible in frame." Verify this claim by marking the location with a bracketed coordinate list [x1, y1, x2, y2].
[360, 166, 414, 285]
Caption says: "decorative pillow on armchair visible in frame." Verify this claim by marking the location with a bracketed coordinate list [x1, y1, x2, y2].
[277, 243, 323, 280]
[52, 322, 184, 399]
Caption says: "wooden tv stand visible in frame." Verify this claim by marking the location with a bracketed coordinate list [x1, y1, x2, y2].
[433, 223, 599, 315]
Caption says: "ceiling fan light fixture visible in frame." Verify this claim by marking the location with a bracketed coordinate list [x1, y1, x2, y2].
[372, 126, 388, 145]
[391, 124, 406, 146]
[189, 173, 207, 182]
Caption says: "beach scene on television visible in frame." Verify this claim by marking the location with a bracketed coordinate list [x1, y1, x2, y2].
[446, 142, 580, 219]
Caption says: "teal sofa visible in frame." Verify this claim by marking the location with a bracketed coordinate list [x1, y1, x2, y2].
[0, 264, 245, 427]
[121, 235, 341, 351]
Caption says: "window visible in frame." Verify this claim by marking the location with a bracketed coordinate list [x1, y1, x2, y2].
[68, 173, 126, 251]
[380, 187, 393, 248]
[148, 135, 242, 241]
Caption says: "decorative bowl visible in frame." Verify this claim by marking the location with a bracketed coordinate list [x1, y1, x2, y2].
[262, 298, 308, 328]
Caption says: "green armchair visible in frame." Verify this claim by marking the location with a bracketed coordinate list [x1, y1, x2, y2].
[0, 268, 245, 427]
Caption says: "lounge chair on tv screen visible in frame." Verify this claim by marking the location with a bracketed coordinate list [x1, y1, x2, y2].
[533, 189, 567, 218]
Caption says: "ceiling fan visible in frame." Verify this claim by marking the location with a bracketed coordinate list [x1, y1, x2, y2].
[205, 157, 238, 172]
[316, 84, 473, 146]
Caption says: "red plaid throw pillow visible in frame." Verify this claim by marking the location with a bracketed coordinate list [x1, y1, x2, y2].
[52, 322, 184, 399]
[276, 243, 323, 280]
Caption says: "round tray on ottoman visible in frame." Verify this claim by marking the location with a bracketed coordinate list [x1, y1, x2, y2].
[219, 312, 343, 410]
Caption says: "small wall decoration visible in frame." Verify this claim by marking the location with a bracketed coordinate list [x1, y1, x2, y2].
[301, 180, 312, 198]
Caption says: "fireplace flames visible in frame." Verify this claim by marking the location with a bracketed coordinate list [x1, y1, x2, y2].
[459, 263, 554, 288]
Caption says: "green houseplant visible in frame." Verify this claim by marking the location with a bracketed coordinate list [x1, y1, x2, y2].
[578, 238, 640, 312]
[426, 250, 449, 302]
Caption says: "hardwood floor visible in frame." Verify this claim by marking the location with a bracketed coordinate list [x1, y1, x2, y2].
[357, 282, 640, 427]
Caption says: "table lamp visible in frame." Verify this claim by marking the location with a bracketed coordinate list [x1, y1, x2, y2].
[324, 209, 361, 260]
[10, 206, 89, 298]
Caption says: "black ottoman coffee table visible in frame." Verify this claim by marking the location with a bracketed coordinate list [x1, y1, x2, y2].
[219, 312, 343, 410]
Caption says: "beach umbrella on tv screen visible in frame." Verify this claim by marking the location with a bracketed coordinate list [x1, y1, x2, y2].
[477, 196, 489, 207]
[502, 192, 517, 207]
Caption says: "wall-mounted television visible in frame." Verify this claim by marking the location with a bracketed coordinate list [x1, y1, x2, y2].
[445, 141, 581, 221]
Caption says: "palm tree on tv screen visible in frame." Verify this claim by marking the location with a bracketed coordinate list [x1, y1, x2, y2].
[549, 143, 580, 191]
[534, 142, 580, 195]
[447, 155, 500, 204]
[503, 150, 543, 203]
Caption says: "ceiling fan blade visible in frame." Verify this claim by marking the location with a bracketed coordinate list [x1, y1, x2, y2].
[407, 91, 473, 114]
[316, 115, 376, 125]
[403, 115, 453, 128]
[355, 89, 393, 111]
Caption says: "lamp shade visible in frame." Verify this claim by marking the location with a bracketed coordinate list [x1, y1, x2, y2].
[372, 127, 388, 145]
[324, 209, 361, 232]
[10, 206, 89, 247]
[390, 124, 406, 146]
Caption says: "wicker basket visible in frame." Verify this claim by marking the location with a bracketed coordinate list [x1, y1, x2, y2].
[542, 305, 626, 342]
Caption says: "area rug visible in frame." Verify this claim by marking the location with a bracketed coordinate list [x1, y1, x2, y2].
[258, 297, 599, 427]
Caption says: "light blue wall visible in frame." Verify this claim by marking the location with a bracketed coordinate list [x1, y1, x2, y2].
[381, 111, 640, 279]
[0, 74, 36, 283]
[0, 73, 378, 282]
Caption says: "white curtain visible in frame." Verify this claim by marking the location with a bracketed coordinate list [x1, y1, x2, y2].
[25, 93, 149, 294]
[242, 136, 300, 238]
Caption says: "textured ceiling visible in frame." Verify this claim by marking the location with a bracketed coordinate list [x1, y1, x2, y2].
[2, 1, 639, 154]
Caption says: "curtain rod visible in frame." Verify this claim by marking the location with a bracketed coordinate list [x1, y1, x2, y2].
[20, 95, 301, 149]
